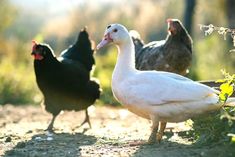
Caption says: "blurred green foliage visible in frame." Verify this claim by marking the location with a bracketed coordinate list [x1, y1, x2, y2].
[0, 0, 38, 105]
[94, 47, 119, 106]
[0, 58, 40, 104]
[0, 0, 17, 33]
[191, 107, 235, 145]
[0, 0, 234, 106]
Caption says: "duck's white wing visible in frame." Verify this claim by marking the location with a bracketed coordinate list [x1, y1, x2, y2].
[156, 71, 193, 81]
[123, 71, 218, 106]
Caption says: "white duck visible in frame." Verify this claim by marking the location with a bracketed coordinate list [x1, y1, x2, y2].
[97, 24, 235, 144]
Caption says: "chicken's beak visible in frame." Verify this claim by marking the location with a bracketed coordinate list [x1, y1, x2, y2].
[97, 33, 113, 50]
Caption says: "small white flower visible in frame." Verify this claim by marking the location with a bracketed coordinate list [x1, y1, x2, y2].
[199, 24, 204, 31]
[204, 24, 214, 36]
[199, 24, 235, 52]
[218, 27, 228, 40]
[229, 49, 235, 53]
[218, 27, 226, 35]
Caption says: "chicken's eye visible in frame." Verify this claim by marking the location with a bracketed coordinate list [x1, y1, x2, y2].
[113, 29, 118, 33]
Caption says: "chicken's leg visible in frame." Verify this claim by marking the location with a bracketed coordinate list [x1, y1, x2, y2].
[78, 109, 91, 128]
[46, 115, 57, 132]
[157, 122, 167, 143]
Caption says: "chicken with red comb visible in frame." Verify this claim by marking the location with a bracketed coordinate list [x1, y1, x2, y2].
[131, 18, 193, 76]
[31, 28, 101, 132]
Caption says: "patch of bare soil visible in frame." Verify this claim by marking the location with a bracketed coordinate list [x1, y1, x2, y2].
[0, 105, 234, 157]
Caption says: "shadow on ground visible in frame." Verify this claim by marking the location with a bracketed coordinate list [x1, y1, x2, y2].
[132, 141, 199, 157]
[132, 131, 235, 157]
[1, 105, 235, 157]
[4, 132, 97, 157]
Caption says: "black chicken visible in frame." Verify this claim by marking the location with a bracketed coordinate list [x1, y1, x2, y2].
[132, 18, 193, 76]
[31, 29, 101, 132]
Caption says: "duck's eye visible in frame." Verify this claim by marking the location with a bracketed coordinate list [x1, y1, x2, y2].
[113, 29, 118, 33]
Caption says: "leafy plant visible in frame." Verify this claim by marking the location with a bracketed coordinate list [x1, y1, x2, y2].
[191, 24, 235, 145]
[217, 70, 235, 103]
[191, 111, 233, 145]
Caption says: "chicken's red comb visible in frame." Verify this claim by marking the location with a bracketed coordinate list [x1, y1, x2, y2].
[32, 40, 38, 45]
[32, 40, 38, 51]
[166, 18, 172, 23]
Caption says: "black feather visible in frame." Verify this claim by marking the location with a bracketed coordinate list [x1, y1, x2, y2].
[60, 28, 95, 71]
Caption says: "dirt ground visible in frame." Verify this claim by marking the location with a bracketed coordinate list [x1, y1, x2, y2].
[0, 104, 234, 157]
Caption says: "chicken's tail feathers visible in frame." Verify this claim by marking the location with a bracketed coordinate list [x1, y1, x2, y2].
[67, 27, 95, 71]
[129, 30, 144, 53]
[129, 30, 141, 40]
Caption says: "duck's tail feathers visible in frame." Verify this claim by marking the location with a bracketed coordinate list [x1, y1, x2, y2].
[224, 97, 235, 107]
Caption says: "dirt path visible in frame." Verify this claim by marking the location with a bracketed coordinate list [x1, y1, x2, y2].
[0, 105, 234, 157]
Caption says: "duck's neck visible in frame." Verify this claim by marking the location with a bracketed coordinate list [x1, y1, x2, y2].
[113, 38, 136, 81]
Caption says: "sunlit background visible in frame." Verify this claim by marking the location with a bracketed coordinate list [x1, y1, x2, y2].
[0, 0, 234, 105]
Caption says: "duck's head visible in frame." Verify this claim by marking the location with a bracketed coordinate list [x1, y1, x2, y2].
[97, 24, 129, 49]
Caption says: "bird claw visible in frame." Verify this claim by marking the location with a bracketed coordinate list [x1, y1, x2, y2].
[147, 134, 157, 144]
[75, 111, 92, 129]
[45, 127, 54, 133]
[147, 140, 156, 145]
[147, 132, 164, 144]
[76, 118, 91, 129]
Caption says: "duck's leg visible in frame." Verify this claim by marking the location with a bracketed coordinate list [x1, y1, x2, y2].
[46, 114, 57, 132]
[157, 122, 167, 143]
[147, 120, 159, 144]
[128, 118, 159, 146]
[77, 109, 91, 128]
